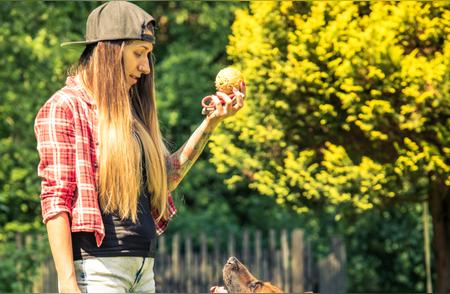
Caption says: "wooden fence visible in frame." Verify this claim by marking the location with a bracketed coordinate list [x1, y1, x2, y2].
[32, 229, 346, 293]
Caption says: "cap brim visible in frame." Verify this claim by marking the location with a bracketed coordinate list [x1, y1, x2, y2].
[61, 40, 88, 47]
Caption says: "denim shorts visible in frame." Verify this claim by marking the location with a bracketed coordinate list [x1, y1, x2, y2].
[73, 256, 155, 293]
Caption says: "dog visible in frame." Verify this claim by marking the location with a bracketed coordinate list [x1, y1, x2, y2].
[210, 256, 284, 293]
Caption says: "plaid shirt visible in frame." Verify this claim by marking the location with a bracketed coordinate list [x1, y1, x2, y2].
[34, 76, 176, 247]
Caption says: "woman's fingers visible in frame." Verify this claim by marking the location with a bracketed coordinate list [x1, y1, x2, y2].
[239, 80, 246, 97]
[210, 94, 223, 115]
[232, 87, 244, 110]
[206, 90, 244, 119]
[211, 95, 223, 108]
[216, 92, 233, 111]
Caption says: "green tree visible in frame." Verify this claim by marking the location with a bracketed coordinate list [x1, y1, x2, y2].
[209, 2, 449, 292]
[0, 0, 248, 239]
[0, 1, 98, 291]
[0, 1, 250, 290]
[0, 1, 99, 240]
[139, 1, 248, 236]
[1, 1, 441, 292]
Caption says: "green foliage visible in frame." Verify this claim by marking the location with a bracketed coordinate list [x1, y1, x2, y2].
[0, 2, 250, 289]
[211, 1, 449, 212]
[344, 203, 431, 292]
[0, 2, 107, 290]
[139, 1, 250, 235]
[0, 231, 50, 292]
[0, 0, 247, 239]
[209, 1, 449, 291]
[0, 1, 95, 241]
[0, 1, 443, 292]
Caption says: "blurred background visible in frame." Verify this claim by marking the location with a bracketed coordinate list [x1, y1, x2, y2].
[0, 1, 449, 293]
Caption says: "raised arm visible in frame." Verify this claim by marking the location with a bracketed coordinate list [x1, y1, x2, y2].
[166, 118, 218, 191]
[166, 86, 245, 191]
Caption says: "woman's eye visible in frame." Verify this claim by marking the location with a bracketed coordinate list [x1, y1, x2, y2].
[134, 52, 143, 57]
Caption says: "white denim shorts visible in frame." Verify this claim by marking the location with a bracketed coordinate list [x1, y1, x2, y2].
[73, 256, 155, 293]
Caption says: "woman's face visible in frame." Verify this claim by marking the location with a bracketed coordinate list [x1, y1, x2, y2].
[123, 39, 154, 89]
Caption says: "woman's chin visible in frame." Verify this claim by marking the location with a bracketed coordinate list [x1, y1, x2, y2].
[127, 80, 137, 89]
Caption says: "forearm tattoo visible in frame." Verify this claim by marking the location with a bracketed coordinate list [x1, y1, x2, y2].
[166, 121, 214, 191]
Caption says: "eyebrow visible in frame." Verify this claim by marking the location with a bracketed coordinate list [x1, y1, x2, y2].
[138, 45, 152, 51]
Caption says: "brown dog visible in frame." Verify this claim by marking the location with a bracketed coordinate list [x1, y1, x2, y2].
[210, 256, 284, 293]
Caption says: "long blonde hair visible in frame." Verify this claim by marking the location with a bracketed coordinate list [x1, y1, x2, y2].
[75, 40, 170, 223]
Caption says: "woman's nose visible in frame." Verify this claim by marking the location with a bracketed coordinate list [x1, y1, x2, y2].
[138, 62, 150, 75]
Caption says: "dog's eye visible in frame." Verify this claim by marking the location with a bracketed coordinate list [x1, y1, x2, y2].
[249, 281, 263, 292]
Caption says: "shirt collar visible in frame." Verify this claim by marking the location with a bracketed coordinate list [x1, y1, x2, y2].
[65, 75, 97, 106]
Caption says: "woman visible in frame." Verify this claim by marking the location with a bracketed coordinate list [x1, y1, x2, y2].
[34, 1, 245, 293]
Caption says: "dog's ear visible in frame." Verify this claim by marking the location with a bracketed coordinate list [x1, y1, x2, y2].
[248, 280, 263, 292]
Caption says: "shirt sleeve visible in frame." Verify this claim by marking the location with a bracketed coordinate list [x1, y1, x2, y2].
[153, 191, 177, 236]
[34, 97, 77, 224]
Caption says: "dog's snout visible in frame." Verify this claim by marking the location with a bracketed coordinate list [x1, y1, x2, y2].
[227, 256, 238, 265]
[222, 256, 285, 293]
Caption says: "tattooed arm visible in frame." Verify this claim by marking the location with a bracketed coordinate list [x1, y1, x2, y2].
[166, 118, 219, 191]
[167, 85, 245, 191]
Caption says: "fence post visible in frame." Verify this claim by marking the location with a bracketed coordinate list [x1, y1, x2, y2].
[291, 229, 304, 293]
[185, 235, 193, 293]
[171, 233, 180, 292]
[200, 233, 208, 289]
[213, 232, 221, 285]
[275, 249, 282, 289]
[269, 229, 276, 281]
[193, 252, 199, 293]
[242, 229, 249, 263]
[255, 230, 262, 278]
[304, 239, 315, 291]
[318, 236, 346, 294]
[158, 234, 168, 289]
[332, 236, 347, 293]
[281, 229, 290, 293]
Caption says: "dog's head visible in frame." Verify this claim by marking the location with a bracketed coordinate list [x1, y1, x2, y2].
[222, 257, 283, 293]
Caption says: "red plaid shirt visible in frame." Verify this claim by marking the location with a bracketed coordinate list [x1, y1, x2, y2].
[34, 76, 176, 247]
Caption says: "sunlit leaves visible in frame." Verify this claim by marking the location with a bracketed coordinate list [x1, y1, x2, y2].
[209, 1, 450, 214]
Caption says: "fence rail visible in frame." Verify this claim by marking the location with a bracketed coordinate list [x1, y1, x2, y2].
[31, 229, 346, 293]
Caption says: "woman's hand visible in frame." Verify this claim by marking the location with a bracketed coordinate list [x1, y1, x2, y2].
[205, 81, 246, 126]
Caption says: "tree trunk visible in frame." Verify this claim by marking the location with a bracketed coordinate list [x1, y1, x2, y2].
[429, 179, 450, 294]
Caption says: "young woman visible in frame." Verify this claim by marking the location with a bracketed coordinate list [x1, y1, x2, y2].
[34, 1, 245, 293]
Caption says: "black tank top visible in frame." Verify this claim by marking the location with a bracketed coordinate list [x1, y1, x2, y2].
[72, 133, 157, 260]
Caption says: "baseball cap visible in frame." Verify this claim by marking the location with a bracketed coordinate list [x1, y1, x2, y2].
[61, 1, 156, 47]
